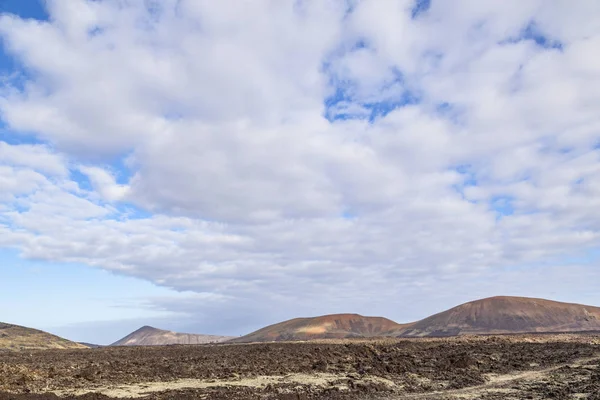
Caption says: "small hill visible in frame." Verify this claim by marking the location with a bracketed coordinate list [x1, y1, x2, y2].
[78, 342, 104, 348]
[396, 296, 600, 337]
[111, 326, 233, 346]
[231, 314, 405, 343]
[0, 322, 87, 351]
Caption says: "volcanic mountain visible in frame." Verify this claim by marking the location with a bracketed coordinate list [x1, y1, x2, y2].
[231, 314, 405, 343]
[111, 326, 233, 346]
[395, 296, 600, 337]
[0, 322, 87, 351]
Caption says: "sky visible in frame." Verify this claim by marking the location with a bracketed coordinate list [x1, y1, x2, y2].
[1, 0, 600, 345]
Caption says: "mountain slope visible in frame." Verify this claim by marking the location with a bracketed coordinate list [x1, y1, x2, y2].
[395, 296, 600, 337]
[111, 326, 233, 346]
[0, 322, 87, 351]
[231, 314, 406, 342]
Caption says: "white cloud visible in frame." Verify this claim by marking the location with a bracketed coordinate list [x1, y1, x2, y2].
[0, 142, 67, 176]
[0, 0, 600, 329]
[79, 166, 129, 202]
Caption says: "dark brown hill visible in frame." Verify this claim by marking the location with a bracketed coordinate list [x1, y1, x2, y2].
[111, 326, 233, 346]
[231, 314, 406, 343]
[0, 322, 86, 351]
[395, 296, 600, 337]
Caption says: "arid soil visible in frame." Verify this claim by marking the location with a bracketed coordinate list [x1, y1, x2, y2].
[0, 334, 598, 399]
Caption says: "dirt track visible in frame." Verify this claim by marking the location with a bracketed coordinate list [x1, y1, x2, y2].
[0, 334, 598, 399]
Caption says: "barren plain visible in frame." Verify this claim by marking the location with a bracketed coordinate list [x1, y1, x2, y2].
[1, 334, 599, 400]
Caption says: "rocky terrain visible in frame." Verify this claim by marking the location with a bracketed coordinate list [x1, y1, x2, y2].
[0, 334, 598, 399]
[0, 322, 86, 352]
[231, 314, 405, 343]
[2, 296, 600, 399]
[112, 326, 233, 346]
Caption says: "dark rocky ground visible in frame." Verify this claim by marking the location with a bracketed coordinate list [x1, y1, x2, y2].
[0, 334, 598, 399]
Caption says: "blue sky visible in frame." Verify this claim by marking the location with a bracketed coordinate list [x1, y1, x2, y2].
[0, 0, 176, 343]
[1, 0, 600, 344]
[0, 0, 46, 77]
[0, 248, 182, 340]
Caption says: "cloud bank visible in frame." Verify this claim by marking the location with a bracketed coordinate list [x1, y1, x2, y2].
[1, 0, 600, 332]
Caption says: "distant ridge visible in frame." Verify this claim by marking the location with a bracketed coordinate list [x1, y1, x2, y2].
[111, 326, 233, 346]
[230, 313, 406, 343]
[7, 296, 600, 348]
[231, 297, 600, 342]
[0, 322, 87, 351]
[78, 342, 104, 348]
[394, 296, 600, 337]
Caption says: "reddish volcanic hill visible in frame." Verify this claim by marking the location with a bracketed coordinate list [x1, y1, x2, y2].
[232, 297, 600, 342]
[111, 326, 233, 346]
[395, 296, 600, 337]
[231, 314, 405, 343]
